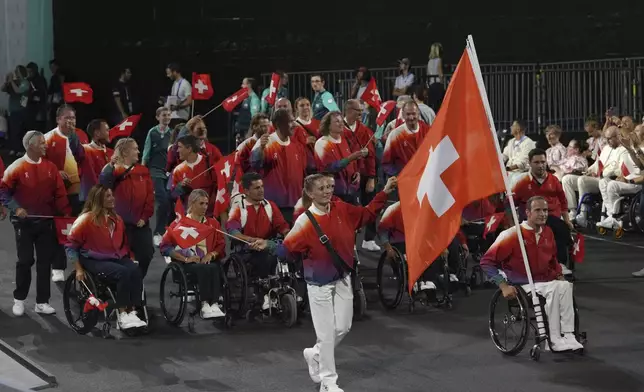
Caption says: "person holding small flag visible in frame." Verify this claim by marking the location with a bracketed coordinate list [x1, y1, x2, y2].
[160, 189, 227, 319]
[234, 77, 261, 141]
[277, 173, 397, 392]
[0, 131, 70, 316]
[67, 184, 147, 330]
[236, 113, 270, 174]
[170, 135, 216, 217]
[260, 71, 288, 114]
[99, 138, 155, 278]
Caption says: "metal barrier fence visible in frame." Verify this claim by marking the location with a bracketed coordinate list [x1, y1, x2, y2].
[261, 57, 644, 133]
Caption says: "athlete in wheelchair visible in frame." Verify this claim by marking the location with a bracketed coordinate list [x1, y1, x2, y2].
[226, 172, 300, 326]
[159, 189, 233, 330]
[481, 196, 585, 359]
[63, 185, 149, 336]
[376, 201, 469, 311]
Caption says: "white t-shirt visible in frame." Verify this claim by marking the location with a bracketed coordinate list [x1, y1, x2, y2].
[168, 77, 192, 120]
[394, 73, 415, 91]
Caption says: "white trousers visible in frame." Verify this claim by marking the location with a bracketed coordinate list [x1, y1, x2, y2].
[598, 178, 641, 216]
[521, 280, 575, 338]
[562, 174, 600, 213]
[307, 275, 353, 386]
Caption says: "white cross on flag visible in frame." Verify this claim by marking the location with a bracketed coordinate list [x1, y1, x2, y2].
[360, 77, 382, 111]
[222, 88, 250, 112]
[264, 73, 281, 106]
[54, 217, 77, 245]
[570, 232, 585, 263]
[483, 212, 505, 238]
[109, 114, 142, 140]
[214, 153, 244, 217]
[191, 72, 214, 100]
[170, 217, 215, 249]
[375, 100, 396, 126]
[63, 82, 93, 104]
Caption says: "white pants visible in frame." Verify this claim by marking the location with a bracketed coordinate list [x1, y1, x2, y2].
[562, 174, 600, 213]
[307, 275, 353, 386]
[598, 178, 641, 216]
[521, 280, 575, 338]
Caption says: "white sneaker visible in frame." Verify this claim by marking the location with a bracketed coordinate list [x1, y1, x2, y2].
[51, 269, 65, 282]
[208, 303, 225, 318]
[118, 312, 138, 329]
[596, 216, 618, 229]
[34, 303, 56, 315]
[12, 299, 25, 316]
[563, 333, 584, 351]
[632, 267, 644, 277]
[128, 311, 147, 327]
[549, 336, 570, 352]
[320, 383, 344, 392]
[419, 281, 436, 291]
[449, 273, 459, 282]
[303, 348, 321, 383]
[361, 240, 381, 252]
[153, 234, 162, 247]
[575, 214, 587, 228]
[560, 263, 573, 276]
[262, 294, 271, 310]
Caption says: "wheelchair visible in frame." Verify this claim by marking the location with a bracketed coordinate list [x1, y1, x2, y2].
[595, 190, 642, 238]
[488, 284, 587, 361]
[159, 258, 236, 331]
[461, 221, 496, 289]
[63, 270, 150, 338]
[376, 244, 469, 312]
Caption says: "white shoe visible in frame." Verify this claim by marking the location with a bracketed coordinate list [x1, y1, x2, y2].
[153, 234, 162, 247]
[596, 216, 618, 229]
[563, 333, 584, 351]
[575, 214, 587, 228]
[201, 302, 215, 319]
[118, 312, 139, 329]
[262, 294, 271, 310]
[209, 303, 225, 318]
[12, 299, 25, 316]
[303, 348, 321, 383]
[34, 303, 56, 315]
[560, 263, 573, 276]
[320, 383, 344, 392]
[51, 269, 65, 282]
[361, 240, 381, 252]
[128, 311, 147, 327]
[419, 281, 436, 291]
[549, 336, 570, 352]
[449, 273, 459, 282]
[632, 267, 644, 277]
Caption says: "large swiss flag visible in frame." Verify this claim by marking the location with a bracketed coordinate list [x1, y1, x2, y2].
[398, 47, 505, 292]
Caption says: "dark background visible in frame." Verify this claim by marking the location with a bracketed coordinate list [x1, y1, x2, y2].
[52, 0, 642, 152]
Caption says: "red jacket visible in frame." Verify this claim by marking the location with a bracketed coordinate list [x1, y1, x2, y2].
[511, 173, 567, 218]
[99, 164, 154, 225]
[66, 212, 131, 261]
[343, 120, 376, 177]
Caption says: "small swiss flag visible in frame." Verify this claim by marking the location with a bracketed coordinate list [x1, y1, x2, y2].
[169, 217, 215, 249]
[109, 114, 142, 140]
[264, 73, 281, 106]
[63, 82, 93, 104]
[360, 78, 382, 111]
[213, 153, 244, 217]
[570, 232, 585, 263]
[375, 100, 396, 126]
[597, 159, 604, 178]
[482, 212, 505, 238]
[192, 73, 214, 100]
[174, 198, 185, 221]
[222, 88, 249, 112]
[54, 217, 77, 245]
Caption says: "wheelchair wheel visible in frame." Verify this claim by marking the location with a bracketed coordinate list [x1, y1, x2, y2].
[488, 287, 530, 356]
[224, 255, 248, 317]
[160, 262, 188, 326]
[376, 249, 405, 310]
[629, 193, 642, 233]
[280, 293, 298, 328]
[596, 226, 607, 235]
[354, 287, 367, 321]
[63, 272, 99, 335]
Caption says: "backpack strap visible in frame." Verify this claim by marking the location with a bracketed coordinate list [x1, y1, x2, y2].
[304, 210, 352, 277]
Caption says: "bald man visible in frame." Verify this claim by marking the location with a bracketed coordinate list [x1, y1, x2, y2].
[562, 126, 628, 227]
[275, 97, 293, 114]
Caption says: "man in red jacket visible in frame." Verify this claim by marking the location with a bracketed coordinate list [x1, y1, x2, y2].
[481, 196, 583, 352]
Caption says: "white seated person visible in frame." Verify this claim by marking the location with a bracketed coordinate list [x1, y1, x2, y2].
[597, 134, 644, 229]
[480, 196, 584, 352]
[502, 120, 536, 187]
[562, 126, 628, 226]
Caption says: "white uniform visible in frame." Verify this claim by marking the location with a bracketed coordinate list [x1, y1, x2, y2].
[502, 136, 536, 187]
[562, 145, 628, 214]
[599, 150, 642, 217]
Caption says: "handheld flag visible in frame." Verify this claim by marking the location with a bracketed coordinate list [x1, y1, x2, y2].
[192, 73, 214, 100]
[376, 101, 396, 126]
[109, 114, 142, 140]
[398, 48, 505, 293]
[54, 217, 77, 245]
[360, 78, 382, 111]
[213, 153, 244, 217]
[570, 233, 585, 263]
[264, 73, 281, 106]
[170, 217, 215, 249]
[483, 212, 505, 238]
[222, 88, 250, 112]
[63, 82, 93, 104]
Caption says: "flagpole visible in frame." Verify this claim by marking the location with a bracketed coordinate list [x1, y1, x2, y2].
[190, 101, 195, 118]
[466, 35, 547, 340]
[202, 102, 223, 119]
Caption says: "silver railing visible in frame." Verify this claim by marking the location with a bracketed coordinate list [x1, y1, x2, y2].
[262, 57, 644, 133]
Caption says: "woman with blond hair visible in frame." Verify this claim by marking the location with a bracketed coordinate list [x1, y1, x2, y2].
[99, 138, 155, 278]
[67, 184, 147, 330]
[426, 42, 445, 111]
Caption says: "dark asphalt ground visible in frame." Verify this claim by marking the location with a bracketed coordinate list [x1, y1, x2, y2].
[1, 223, 644, 392]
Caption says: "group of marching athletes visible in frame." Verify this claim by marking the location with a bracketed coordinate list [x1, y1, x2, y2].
[0, 93, 590, 392]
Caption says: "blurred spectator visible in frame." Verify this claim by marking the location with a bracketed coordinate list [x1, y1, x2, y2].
[393, 58, 414, 98]
[163, 63, 192, 127]
[260, 70, 289, 115]
[235, 77, 261, 140]
[112, 67, 133, 126]
[1, 65, 30, 155]
[426, 43, 445, 111]
[310, 73, 339, 121]
[47, 59, 64, 129]
[350, 66, 370, 100]
[26, 62, 47, 132]
[411, 85, 436, 125]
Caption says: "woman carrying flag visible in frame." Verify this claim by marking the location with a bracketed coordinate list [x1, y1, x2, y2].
[67, 185, 147, 330]
[160, 189, 226, 319]
[99, 138, 155, 278]
[170, 134, 216, 217]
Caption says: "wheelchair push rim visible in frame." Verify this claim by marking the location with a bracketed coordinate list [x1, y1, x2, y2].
[63, 272, 100, 335]
[489, 287, 530, 356]
[376, 248, 405, 310]
[160, 262, 189, 326]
